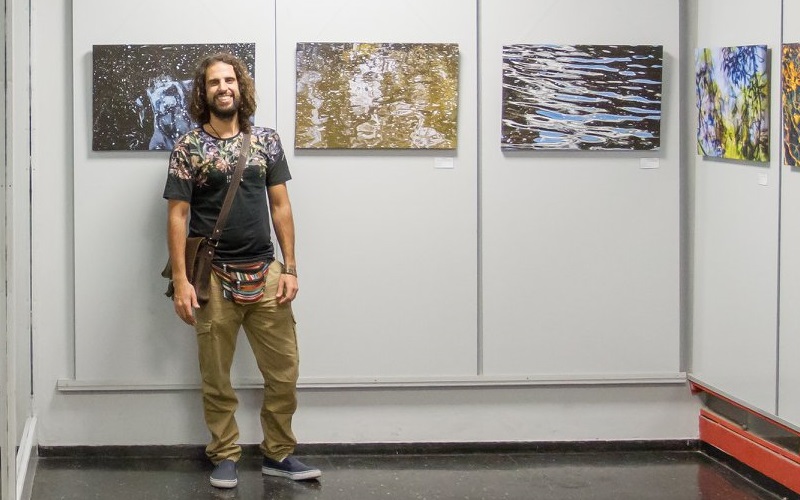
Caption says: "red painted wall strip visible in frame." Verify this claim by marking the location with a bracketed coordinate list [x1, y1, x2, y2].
[691, 382, 800, 438]
[700, 409, 800, 464]
[700, 413, 800, 494]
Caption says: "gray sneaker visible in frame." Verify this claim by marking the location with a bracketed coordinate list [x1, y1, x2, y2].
[261, 455, 321, 481]
[210, 459, 238, 488]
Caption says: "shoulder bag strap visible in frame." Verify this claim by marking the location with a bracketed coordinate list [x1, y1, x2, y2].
[209, 132, 251, 245]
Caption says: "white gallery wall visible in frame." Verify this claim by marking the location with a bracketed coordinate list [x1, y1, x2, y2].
[29, 0, 698, 449]
[688, 0, 782, 413]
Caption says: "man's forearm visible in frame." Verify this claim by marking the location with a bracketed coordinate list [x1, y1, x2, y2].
[167, 201, 190, 282]
[272, 204, 296, 268]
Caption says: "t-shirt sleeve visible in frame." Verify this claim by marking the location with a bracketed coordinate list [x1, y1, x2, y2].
[163, 138, 194, 202]
[264, 130, 292, 187]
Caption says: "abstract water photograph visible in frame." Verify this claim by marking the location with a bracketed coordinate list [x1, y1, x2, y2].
[501, 44, 663, 151]
[783, 43, 800, 166]
[92, 43, 255, 151]
[295, 42, 459, 149]
[696, 45, 769, 162]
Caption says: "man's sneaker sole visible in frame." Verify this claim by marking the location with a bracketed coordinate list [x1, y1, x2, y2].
[210, 477, 238, 489]
[261, 466, 321, 481]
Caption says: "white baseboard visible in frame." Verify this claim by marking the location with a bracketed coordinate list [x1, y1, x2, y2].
[16, 416, 37, 500]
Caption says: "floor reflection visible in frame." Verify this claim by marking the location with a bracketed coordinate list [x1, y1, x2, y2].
[30, 450, 783, 500]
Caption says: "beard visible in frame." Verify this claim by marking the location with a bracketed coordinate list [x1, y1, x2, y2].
[208, 93, 240, 120]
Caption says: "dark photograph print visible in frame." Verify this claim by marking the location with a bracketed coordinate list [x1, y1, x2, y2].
[501, 44, 663, 151]
[92, 43, 255, 151]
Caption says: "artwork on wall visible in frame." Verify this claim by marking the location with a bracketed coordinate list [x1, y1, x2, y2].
[92, 43, 255, 151]
[501, 44, 663, 151]
[783, 43, 800, 166]
[295, 42, 459, 149]
[696, 45, 769, 162]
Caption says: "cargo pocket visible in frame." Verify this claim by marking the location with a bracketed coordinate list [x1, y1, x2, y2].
[195, 319, 212, 337]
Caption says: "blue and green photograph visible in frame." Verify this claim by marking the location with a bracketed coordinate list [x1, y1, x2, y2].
[696, 45, 769, 162]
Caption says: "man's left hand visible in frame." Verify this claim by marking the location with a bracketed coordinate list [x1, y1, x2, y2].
[276, 274, 298, 304]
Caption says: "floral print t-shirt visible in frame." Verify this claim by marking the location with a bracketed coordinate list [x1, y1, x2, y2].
[163, 127, 291, 263]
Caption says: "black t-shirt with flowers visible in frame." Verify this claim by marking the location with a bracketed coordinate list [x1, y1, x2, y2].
[163, 127, 291, 264]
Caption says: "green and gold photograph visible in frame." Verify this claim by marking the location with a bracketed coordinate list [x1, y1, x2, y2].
[295, 42, 459, 149]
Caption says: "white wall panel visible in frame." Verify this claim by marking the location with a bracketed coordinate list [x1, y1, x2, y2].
[71, 0, 276, 383]
[274, 0, 478, 378]
[689, 0, 781, 413]
[778, 2, 800, 425]
[480, 0, 682, 376]
[7, 0, 32, 496]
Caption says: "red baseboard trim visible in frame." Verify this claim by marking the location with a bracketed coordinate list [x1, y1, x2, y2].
[700, 409, 800, 464]
[690, 381, 800, 437]
[700, 412, 800, 494]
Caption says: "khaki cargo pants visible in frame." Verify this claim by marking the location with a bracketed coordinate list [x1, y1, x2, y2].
[194, 260, 298, 464]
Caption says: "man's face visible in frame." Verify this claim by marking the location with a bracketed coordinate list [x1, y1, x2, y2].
[205, 61, 240, 119]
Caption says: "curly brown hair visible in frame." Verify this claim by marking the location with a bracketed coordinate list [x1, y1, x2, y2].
[189, 52, 256, 133]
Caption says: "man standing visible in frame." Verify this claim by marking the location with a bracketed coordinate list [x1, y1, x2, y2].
[163, 53, 320, 489]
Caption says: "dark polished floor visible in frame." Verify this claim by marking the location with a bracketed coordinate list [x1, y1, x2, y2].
[27, 449, 791, 500]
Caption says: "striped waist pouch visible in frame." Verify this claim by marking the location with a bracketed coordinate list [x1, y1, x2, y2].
[211, 260, 270, 304]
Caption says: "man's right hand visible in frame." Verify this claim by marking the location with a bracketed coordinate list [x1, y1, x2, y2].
[173, 279, 200, 326]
